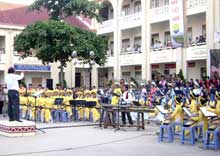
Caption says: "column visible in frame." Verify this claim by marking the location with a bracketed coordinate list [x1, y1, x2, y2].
[142, 0, 151, 81]
[206, 0, 213, 77]
[113, 0, 122, 81]
[91, 65, 98, 88]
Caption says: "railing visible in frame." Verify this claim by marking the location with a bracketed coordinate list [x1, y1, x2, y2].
[120, 48, 142, 55]
[120, 12, 142, 24]
[150, 5, 169, 17]
[97, 19, 114, 34]
[187, 0, 207, 9]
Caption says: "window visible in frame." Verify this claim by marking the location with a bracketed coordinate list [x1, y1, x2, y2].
[165, 0, 169, 5]
[107, 41, 114, 56]
[151, 0, 159, 8]
[188, 27, 192, 44]
[122, 4, 130, 15]
[135, 71, 142, 84]
[122, 72, 131, 83]
[164, 31, 171, 46]
[202, 25, 206, 36]
[134, 1, 141, 13]
[0, 36, 5, 54]
[122, 39, 130, 53]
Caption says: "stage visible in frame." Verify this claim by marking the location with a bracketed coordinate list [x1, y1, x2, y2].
[0, 120, 36, 137]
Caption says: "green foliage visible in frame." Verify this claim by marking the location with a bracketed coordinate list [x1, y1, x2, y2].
[14, 20, 108, 66]
[178, 69, 185, 80]
[29, 0, 102, 22]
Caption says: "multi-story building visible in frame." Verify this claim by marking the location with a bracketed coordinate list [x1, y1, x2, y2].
[94, 0, 220, 87]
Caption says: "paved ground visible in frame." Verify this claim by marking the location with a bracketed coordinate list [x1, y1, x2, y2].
[0, 116, 219, 156]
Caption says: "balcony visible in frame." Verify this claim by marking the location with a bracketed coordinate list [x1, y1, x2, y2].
[186, 44, 207, 61]
[97, 19, 114, 35]
[187, 0, 207, 15]
[119, 50, 142, 66]
[105, 55, 116, 67]
[150, 48, 178, 64]
[119, 12, 142, 30]
[149, 5, 169, 23]
[149, 0, 207, 23]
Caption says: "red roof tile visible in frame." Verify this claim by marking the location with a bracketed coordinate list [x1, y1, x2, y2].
[0, 2, 92, 31]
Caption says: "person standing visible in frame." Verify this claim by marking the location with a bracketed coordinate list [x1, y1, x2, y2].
[0, 84, 5, 114]
[5, 67, 24, 122]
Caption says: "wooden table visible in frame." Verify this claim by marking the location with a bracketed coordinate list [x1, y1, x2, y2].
[100, 105, 155, 131]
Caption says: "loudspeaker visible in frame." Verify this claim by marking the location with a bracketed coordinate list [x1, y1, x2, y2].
[46, 79, 53, 90]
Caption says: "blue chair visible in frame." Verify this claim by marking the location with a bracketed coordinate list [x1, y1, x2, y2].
[171, 122, 182, 138]
[61, 111, 69, 122]
[204, 127, 220, 150]
[195, 124, 203, 142]
[180, 126, 196, 145]
[159, 124, 173, 143]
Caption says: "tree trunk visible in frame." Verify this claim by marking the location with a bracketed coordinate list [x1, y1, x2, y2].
[60, 61, 65, 89]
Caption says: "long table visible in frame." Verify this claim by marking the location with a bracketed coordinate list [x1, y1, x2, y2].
[100, 104, 155, 131]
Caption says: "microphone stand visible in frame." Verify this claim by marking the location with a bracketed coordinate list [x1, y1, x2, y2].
[114, 96, 126, 132]
[33, 93, 46, 134]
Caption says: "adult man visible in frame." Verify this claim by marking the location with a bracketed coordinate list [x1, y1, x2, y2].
[5, 67, 24, 122]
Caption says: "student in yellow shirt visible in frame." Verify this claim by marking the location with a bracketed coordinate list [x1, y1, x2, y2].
[64, 89, 73, 118]
[84, 90, 92, 120]
[90, 90, 101, 122]
[75, 91, 85, 120]
[111, 82, 122, 106]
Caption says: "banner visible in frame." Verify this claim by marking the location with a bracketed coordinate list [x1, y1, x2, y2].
[170, 0, 185, 48]
[210, 49, 220, 80]
[14, 64, 51, 71]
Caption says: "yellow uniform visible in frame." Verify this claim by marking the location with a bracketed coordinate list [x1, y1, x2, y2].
[111, 88, 122, 106]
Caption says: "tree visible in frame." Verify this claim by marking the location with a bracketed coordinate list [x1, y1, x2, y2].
[29, 0, 102, 21]
[14, 20, 108, 88]
[14, 0, 108, 88]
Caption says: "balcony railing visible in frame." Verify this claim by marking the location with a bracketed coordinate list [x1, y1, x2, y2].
[119, 12, 142, 29]
[187, 0, 207, 9]
[97, 19, 114, 34]
[120, 47, 142, 55]
[150, 5, 169, 17]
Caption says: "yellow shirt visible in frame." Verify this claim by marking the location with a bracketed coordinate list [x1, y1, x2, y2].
[171, 104, 184, 122]
[190, 99, 198, 114]
[111, 88, 122, 106]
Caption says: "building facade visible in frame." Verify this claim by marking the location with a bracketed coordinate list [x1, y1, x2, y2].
[94, 0, 220, 87]
[0, 2, 97, 89]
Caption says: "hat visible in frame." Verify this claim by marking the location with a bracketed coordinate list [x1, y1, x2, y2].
[174, 96, 181, 105]
[66, 89, 73, 93]
[216, 91, 220, 99]
[76, 91, 83, 95]
[130, 82, 136, 86]
[45, 90, 53, 95]
[190, 91, 197, 99]
[167, 83, 173, 87]
[91, 89, 97, 94]
[84, 90, 91, 95]
[140, 82, 145, 86]
[114, 82, 120, 85]
[151, 82, 156, 86]
[194, 81, 199, 87]
[53, 89, 59, 93]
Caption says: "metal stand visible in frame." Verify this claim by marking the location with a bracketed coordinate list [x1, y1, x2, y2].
[34, 96, 46, 134]
[114, 98, 126, 132]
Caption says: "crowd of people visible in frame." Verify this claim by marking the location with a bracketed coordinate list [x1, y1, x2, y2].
[2, 67, 220, 144]
[151, 35, 207, 51]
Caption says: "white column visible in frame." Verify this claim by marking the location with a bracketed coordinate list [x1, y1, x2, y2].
[91, 65, 98, 88]
[113, 0, 121, 81]
[142, 0, 151, 81]
[206, 0, 215, 77]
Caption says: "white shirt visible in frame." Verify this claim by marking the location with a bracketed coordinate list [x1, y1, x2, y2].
[5, 73, 24, 91]
[122, 91, 135, 104]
